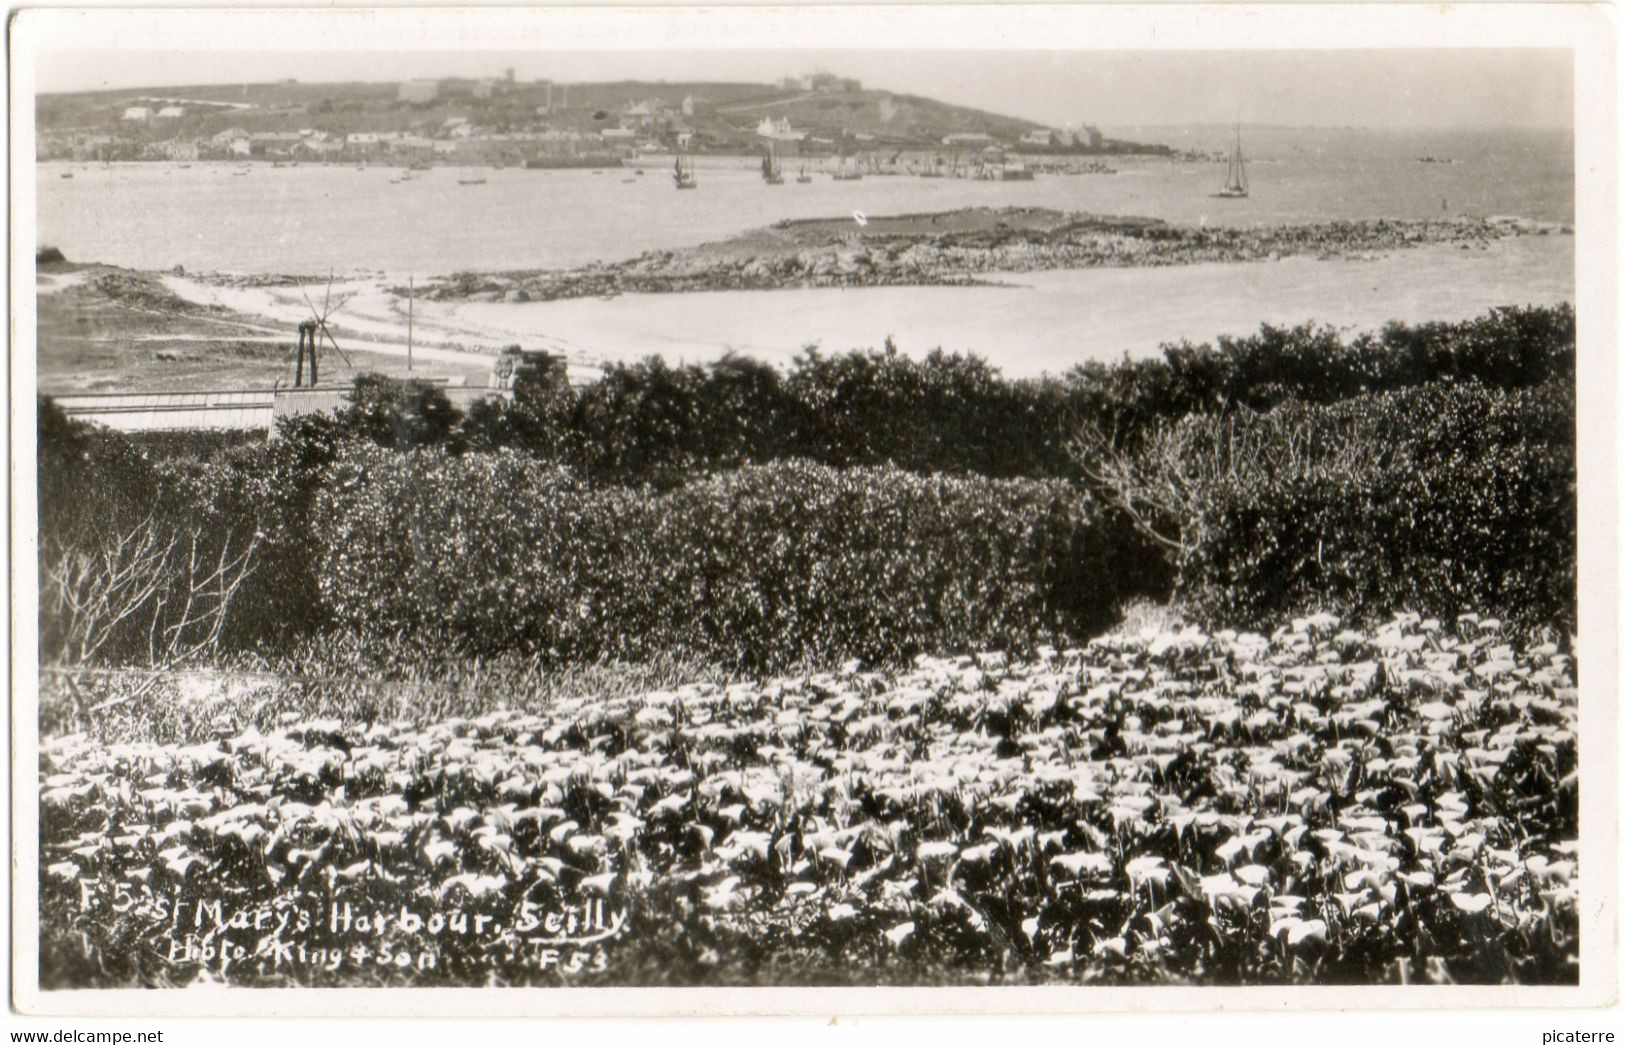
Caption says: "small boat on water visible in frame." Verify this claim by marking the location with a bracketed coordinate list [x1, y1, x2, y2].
[1210, 123, 1249, 199]
[761, 144, 784, 185]
[673, 151, 697, 190]
[838, 145, 864, 182]
[458, 177, 487, 185]
[60, 171, 73, 179]
[1000, 159, 1034, 181]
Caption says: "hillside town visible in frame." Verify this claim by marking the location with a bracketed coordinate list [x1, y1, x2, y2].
[37, 71, 1163, 169]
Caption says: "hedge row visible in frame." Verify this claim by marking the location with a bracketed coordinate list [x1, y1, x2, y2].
[313, 450, 1155, 670]
[454, 305, 1574, 483]
[1169, 378, 1576, 634]
[36, 303, 1577, 668]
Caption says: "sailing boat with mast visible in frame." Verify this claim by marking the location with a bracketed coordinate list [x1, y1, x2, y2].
[831, 136, 863, 181]
[761, 140, 784, 185]
[673, 146, 697, 190]
[1211, 123, 1249, 199]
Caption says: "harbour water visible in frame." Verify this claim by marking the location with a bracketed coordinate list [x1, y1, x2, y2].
[36, 127, 1572, 277]
[36, 125, 1574, 377]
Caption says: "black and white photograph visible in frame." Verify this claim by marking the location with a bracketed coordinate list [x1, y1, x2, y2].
[9, 3, 1618, 1022]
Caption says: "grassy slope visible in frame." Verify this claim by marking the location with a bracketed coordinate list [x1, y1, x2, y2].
[39, 79, 1051, 149]
[34, 263, 294, 393]
[35, 261, 489, 395]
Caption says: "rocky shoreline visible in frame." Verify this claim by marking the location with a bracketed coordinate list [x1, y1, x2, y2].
[419, 208, 1569, 304]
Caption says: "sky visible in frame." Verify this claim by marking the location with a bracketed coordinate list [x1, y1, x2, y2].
[37, 48, 1573, 130]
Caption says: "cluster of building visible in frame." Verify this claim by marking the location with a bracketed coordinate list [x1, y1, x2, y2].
[1019, 126, 1106, 149]
[776, 72, 864, 93]
[120, 105, 186, 122]
[42, 73, 1120, 167]
[45, 119, 658, 166]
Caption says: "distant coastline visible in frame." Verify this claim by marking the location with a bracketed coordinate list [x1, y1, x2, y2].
[36, 74, 1176, 167]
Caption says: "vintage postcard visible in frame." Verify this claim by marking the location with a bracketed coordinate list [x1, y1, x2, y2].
[8, 2, 1618, 1021]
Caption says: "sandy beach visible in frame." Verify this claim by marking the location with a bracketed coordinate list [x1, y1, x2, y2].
[34, 222, 1567, 390]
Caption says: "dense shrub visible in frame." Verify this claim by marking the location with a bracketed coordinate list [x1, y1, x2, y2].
[641, 460, 1140, 667]
[39, 303, 1576, 667]
[314, 449, 1144, 670]
[158, 413, 344, 649]
[125, 429, 266, 460]
[782, 344, 1069, 476]
[152, 379, 471, 651]
[482, 353, 799, 486]
[1062, 304, 1575, 445]
[37, 401, 259, 664]
[315, 449, 650, 661]
[1130, 379, 1576, 634]
[336, 373, 468, 450]
[456, 306, 1573, 483]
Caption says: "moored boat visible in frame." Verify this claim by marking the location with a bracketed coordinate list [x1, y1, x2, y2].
[1211, 123, 1249, 199]
[673, 150, 697, 189]
[761, 144, 784, 185]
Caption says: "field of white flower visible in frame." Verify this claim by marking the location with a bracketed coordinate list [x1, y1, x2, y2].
[38, 613, 1577, 987]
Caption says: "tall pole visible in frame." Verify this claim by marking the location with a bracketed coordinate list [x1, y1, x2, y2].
[407, 275, 414, 372]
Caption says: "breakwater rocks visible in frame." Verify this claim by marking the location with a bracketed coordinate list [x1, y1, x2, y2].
[422, 208, 1567, 304]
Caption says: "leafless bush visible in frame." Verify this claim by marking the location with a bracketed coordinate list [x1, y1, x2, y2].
[1069, 405, 1387, 563]
[41, 512, 258, 668]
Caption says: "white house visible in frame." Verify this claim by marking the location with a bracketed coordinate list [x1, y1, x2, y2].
[621, 101, 654, 127]
[156, 106, 186, 120]
[121, 106, 153, 122]
[755, 116, 805, 141]
[293, 139, 343, 158]
[211, 127, 252, 156]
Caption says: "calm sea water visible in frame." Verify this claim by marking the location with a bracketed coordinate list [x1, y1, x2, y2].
[36, 126, 1572, 277]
